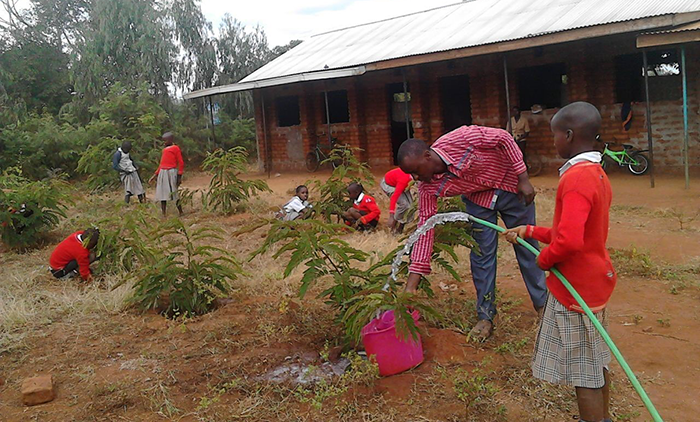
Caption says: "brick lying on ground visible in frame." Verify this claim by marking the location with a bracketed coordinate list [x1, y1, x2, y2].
[21, 374, 55, 406]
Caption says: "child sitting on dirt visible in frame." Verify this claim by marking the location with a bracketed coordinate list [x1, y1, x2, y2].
[277, 185, 312, 221]
[342, 182, 380, 231]
[49, 228, 100, 282]
[503, 101, 616, 422]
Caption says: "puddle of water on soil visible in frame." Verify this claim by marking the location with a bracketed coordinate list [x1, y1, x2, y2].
[258, 353, 351, 385]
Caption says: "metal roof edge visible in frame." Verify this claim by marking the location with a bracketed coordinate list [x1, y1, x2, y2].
[183, 66, 367, 100]
[637, 19, 700, 48]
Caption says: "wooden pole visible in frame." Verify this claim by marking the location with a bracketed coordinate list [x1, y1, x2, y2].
[504, 55, 512, 133]
[402, 69, 411, 140]
[681, 45, 690, 189]
[324, 89, 332, 146]
[207, 96, 216, 150]
[261, 92, 271, 178]
[642, 49, 655, 188]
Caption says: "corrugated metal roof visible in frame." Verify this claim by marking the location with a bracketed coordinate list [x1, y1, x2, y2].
[636, 19, 700, 47]
[241, 0, 700, 84]
[642, 19, 700, 34]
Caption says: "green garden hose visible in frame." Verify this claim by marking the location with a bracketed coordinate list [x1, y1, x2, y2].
[468, 215, 663, 422]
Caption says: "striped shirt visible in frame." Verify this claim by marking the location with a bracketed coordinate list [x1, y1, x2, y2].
[409, 125, 527, 275]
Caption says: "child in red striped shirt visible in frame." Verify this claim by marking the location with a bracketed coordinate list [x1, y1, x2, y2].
[503, 102, 615, 422]
[342, 182, 380, 231]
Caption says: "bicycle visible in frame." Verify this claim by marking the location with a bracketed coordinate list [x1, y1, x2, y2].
[517, 140, 543, 177]
[305, 137, 340, 172]
[601, 142, 649, 175]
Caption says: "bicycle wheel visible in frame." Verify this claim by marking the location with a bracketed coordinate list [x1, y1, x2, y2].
[600, 156, 611, 173]
[527, 159, 543, 177]
[628, 153, 649, 175]
[305, 151, 320, 172]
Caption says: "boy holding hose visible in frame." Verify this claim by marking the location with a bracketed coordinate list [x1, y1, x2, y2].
[503, 102, 616, 422]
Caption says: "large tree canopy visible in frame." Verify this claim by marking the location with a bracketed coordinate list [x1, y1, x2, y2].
[0, 0, 301, 120]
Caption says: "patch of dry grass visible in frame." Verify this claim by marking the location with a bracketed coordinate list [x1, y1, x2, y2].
[0, 232, 134, 358]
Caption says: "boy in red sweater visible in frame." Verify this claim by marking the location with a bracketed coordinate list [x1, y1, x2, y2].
[49, 228, 100, 281]
[342, 182, 380, 231]
[503, 102, 615, 422]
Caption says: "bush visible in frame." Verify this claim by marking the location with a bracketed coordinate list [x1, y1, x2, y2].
[310, 145, 375, 222]
[241, 218, 469, 343]
[130, 219, 243, 318]
[0, 114, 87, 180]
[202, 147, 270, 214]
[0, 168, 71, 248]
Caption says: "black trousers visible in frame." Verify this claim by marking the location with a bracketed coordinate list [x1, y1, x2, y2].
[51, 260, 78, 278]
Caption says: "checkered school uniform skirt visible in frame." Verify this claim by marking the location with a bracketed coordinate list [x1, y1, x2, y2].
[532, 294, 611, 389]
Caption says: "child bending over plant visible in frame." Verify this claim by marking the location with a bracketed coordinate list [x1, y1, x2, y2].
[49, 228, 100, 281]
[277, 185, 313, 221]
[342, 182, 380, 231]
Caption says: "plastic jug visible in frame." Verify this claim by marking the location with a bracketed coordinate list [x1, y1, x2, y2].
[361, 310, 424, 376]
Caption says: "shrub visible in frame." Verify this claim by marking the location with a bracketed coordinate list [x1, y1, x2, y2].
[241, 218, 468, 342]
[202, 147, 271, 214]
[311, 145, 375, 222]
[0, 114, 87, 179]
[130, 219, 244, 318]
[0, 168, 71, 248]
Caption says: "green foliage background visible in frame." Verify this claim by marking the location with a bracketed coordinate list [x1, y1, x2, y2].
[0, 0, 297, 184]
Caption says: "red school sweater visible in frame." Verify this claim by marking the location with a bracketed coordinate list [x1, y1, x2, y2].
[155, 144, 184, 175]
[353, 193, 381, 225]
[527, 162, 616, 313]
[49, 231, 92, 280]
[384, 168, 412, 213]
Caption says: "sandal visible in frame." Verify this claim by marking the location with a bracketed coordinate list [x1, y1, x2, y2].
[467, 319, 493, 342]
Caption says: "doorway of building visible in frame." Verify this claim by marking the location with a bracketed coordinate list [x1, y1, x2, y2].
[439, 75, 471, 133]
[387, 82, 414, 164]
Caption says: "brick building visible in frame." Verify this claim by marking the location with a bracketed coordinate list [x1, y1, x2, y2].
[185, 0, 700, 174]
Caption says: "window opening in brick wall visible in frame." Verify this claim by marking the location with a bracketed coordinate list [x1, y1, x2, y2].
[646, 50, 680, 77]
[276, 95, 300, 127]
[615, 50, 681, 103]
[321, 90, 350, 124]
[517, 63, 567, 110]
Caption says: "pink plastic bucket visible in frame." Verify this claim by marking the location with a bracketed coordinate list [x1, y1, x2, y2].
[361, 310, 424, 376]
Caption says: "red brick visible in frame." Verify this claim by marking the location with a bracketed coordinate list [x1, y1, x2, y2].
[21, 374, 55, 406]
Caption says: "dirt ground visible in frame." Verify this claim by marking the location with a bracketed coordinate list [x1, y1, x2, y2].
[1, 168, 699, 421]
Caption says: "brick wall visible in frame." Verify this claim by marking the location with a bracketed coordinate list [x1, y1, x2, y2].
[255, 35, 700, 172]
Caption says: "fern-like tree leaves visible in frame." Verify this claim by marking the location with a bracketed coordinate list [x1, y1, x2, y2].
[202, 147, 271, 215]
[129, 218, 244, 318]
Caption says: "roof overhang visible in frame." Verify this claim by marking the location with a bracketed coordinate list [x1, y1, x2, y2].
[183, 66, 366, 100]
[370, 12, 700, 70]
[637, 20, 700, 48]
[183, 9, 700, 100]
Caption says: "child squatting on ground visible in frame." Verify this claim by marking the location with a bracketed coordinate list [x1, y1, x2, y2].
[277, 185, 313, 221]
[49, 228, 100, 282]
[503, 102, 616, 422]
[342, 182, 381, 231]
